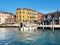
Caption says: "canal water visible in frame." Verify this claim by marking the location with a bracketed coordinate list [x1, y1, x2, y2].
[0, 28, 60, 45]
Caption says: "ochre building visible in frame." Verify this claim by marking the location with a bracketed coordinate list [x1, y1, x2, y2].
[16, 8, 38, 23]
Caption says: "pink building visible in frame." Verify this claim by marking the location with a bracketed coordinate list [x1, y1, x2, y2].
[37, 12, 43, 23]
[6, 14, 16, 24]
[0, 12, 16, 25]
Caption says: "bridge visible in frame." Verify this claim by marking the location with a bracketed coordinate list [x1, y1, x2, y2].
[38, 25, 60, 28]
[37, 15, 60, 32]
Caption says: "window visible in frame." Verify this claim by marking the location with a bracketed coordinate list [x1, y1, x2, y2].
[23, 16, 24, 18]
[20, 16, 21, 18]
[30, 16, 32, 18]
[23, 11, 25, 14]
[20, 11, 21, 14]
[27, 12, 29, 14]
[51, 15, 54, 19]
[23, 20, 24, 22]
[45, 16, 47, 19]
[30, 13, 31, 15]
[16, 16, 18, 18]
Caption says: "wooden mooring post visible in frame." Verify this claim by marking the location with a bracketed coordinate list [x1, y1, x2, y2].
[52, 20, 54, 32]
[43, 22, 44, 30]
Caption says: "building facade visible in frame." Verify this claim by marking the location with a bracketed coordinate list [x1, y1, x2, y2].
[0, 12, 16, 25]
[16, 8, 38, 23]
[37, 12, 44, 23]
[43, 11, 60, 25]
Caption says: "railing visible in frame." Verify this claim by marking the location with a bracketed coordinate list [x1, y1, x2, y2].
[38, 25, 60, 28]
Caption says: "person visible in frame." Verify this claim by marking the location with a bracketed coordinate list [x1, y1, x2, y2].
[20, 23, 23, 28]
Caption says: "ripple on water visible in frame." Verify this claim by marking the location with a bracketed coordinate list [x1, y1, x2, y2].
[0, 28, 17, 45]
[15, 29, 60, 45]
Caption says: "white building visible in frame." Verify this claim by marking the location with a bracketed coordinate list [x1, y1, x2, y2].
[0, 12, 16, 25]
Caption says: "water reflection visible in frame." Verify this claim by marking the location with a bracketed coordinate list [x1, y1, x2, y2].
[15, 29, 60, 45]
[0, 28, 60, 45]
[0, 28, 17, 45]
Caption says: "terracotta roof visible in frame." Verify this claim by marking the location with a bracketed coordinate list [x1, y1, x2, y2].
[0, 12, 15, 15]
[44, 11, 60, 16]
[16, 8, 37, 12]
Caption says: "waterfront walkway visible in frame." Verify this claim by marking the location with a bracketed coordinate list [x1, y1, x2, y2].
[0, 23, 19, 28]
[0, 26, 19, 28]
[0, 24, 60, 28]
[38, 25, 60, 28]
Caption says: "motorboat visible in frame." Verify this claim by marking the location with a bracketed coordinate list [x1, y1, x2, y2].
[20, 22, 37, 32]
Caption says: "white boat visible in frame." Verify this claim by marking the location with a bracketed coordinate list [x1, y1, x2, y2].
[20, 22, 37, 32]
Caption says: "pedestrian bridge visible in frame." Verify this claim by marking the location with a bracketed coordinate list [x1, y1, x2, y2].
[38, 25, 60, 28]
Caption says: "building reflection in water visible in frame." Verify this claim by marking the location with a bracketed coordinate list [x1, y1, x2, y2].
[16, 29, 43, 42]
[0, 28, 60, 45]
[0, 28, 17, 45]
[15, 29, 60, 45]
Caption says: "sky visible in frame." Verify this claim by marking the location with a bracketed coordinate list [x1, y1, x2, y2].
[0, 0, 60, 14]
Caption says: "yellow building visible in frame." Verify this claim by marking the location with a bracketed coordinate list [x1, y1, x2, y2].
[16, 8, 38, 23]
